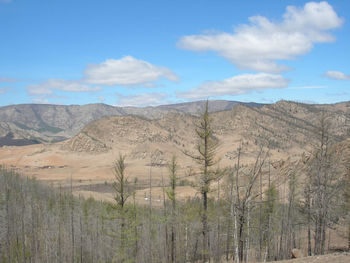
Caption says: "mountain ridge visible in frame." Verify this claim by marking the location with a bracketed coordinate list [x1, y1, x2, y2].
[0, 100, 263, 145]
[0, 100, 349, 147]
[0, 99, 349, 208]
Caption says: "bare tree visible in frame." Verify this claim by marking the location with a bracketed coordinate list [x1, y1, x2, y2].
[345, 160, 350, 251]
[231, 145, 268, 262]
[305, 113, 344, 255]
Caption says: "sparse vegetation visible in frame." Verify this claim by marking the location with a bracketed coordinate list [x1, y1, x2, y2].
[0, 101, 349, 263]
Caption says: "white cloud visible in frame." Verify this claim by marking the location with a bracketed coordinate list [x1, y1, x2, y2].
[117, 93, 168, 107]
[32, 97, 50, 104]
[27, 79, 101, 95]
[178, 73, 289, 99]
[0, 86, 13, 94]
[98, 96, 105, 102]
[178, 1, 343, 73]
[325, 70, 350, 80]
[287, 86, 325, 89]
[84, 56, 179, 86]
[0, 77, 18, 83]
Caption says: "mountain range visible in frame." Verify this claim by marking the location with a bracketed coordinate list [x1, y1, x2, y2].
[0, 100, 262, 145]
[0, 100, 349, 194]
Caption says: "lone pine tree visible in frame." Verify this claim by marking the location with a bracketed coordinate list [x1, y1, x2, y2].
[112, 154, 132, 263]
[185, 101, 220, 262]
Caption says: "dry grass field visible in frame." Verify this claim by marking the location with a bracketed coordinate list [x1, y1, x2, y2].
[0, 101, 349, 206]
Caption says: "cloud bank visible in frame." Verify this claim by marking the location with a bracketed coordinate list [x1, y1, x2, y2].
[0, 77, 19, 83]
[178, 1, 343, 73]
[24, 56, 178, 104]
[27, 79, 101, 95]
[84, 56, 179, 86]
[117, 93, 168, 107]
[325, 70, 350, 80]
[178, 73, 289, 99]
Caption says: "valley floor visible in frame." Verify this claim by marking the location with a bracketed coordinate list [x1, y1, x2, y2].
[269, 252, 350, 263]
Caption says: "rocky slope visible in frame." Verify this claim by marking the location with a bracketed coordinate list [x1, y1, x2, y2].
[0, 100, 262, 144]
[0, 100, 349, 210]
[1, 100, 349, 146]
[0, 103, 123, 142]
[60, 101, 350, 176]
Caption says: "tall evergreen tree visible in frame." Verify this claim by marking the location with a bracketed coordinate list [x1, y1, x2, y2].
[112, 154, 132, 262]
[166, 155, 178, 263]
[186, 101, 219, 262]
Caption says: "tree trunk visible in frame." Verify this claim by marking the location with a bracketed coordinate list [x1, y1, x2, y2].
[80, 215, 83, 263]
[233, 205, 239, 263]
[321, 215, 326, 254]
[216, 180, 221, 262]
[259, 169, 263, 262]
[149, 162, 153, 263]
[202, 191, 209, 262]
[121, 214, 126, 263]
[348, 222, 350, 251]
[21, 191, 26, 263]
[6, 187, 11, 263]
[58, 187, 62, 263]
[70, 176, 75, 263]
[238, 212, 245, 262]
[246, 202, 250, 262]
[307, 187, 312, 256]
[31, 196, 37, 263]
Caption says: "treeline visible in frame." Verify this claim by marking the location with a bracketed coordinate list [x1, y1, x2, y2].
[0, 166, 199, 263]
[0, 165, 304, 263]
[0, 104, 349, 263]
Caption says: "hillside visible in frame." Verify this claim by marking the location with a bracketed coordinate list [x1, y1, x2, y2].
[0, 100, 349, 199]
[63, 100, 350, 158]
[0, 100, 348, 145]
[0, 103, 124, 143]
[0, 100, 262, 144]
[1, 100, 349, 262]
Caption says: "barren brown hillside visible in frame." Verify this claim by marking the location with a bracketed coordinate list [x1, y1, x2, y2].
[0, 101, 349, 206]
[0, 100, 264, 144]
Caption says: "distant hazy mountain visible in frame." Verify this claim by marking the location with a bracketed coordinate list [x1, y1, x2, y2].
[0, 100, 262, 145]
[64, 100, 350, 154]
[156, 100, 263, 114]
[0, 100, 349, 195]
[0, 100, 349, 146]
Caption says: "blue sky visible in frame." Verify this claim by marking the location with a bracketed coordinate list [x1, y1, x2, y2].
[0, 0, 349, 106]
